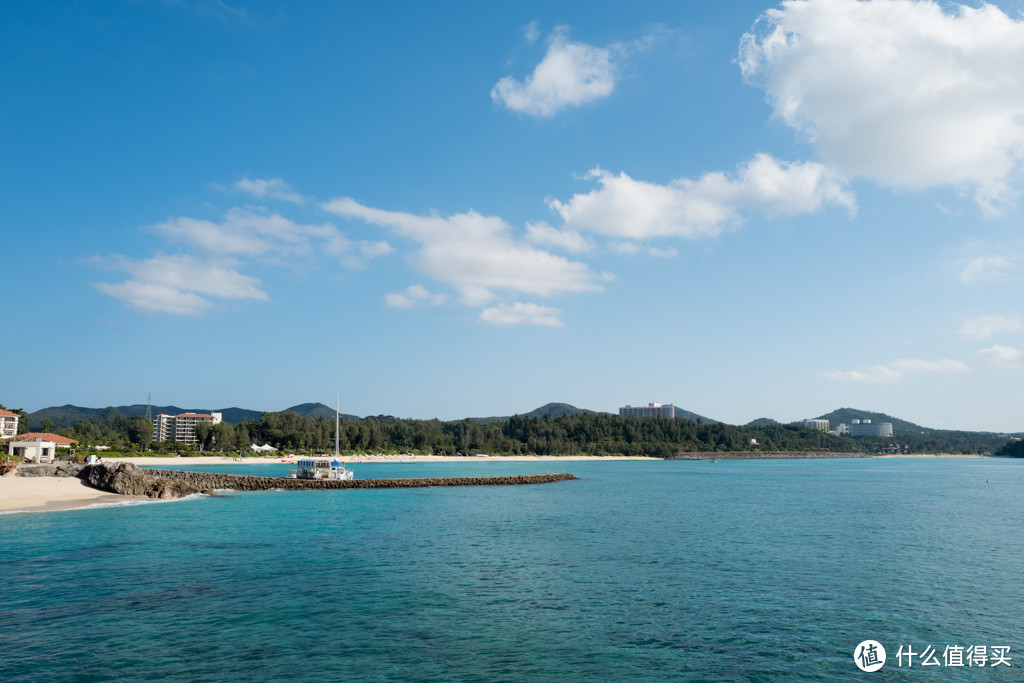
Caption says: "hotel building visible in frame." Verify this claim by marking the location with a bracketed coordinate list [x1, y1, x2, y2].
[0, 409, 20, 439]
[846, 419, 893, 437]
[153, 412, 223, 445]
[801, 419, 830, 432]
[619, 403, 676, 418]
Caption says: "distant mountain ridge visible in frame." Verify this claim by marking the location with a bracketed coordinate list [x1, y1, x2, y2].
[25, 402, 1018, 435]
[26, 402, 349, 429]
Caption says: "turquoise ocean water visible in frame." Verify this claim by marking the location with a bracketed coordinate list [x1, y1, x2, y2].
[2, 458, 1023, 681]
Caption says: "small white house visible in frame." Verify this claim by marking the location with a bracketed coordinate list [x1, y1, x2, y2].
[9, 438, 57, 464]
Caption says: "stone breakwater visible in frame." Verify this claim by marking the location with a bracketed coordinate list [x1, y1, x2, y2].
[151, 468, 578, 491]
[17, 462, 577, 498]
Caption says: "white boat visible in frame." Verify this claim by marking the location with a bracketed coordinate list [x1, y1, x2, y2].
[293, 457, 354, 480]
[290, 394, 354, 480]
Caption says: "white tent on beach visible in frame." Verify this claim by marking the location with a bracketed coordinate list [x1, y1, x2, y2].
[251, 443, 278, 453]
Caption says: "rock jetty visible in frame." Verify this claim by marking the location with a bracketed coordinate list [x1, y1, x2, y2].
[17, 462, 577, 499]
[152, 468, 577, 491]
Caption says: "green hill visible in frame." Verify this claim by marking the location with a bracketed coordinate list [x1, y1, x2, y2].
[675, 408, 717, 423]
[284, 402, 361, 421]
[27, 403, 263, 428]
[814, 407, 931, 435]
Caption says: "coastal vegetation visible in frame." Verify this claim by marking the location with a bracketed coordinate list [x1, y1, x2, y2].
[12, 402, 1017, 457]
[26, 407, 1009, 457]
[996, 439, 1024, 457]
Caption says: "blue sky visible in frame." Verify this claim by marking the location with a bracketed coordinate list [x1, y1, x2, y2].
[4, 0, 1024, 431]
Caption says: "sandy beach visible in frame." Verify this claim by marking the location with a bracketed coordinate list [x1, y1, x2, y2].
[0, 473, 143, 514]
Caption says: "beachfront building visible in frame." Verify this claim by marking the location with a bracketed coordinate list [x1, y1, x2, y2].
[12, 432, 78, 447]
[152, 412, 223, 445]
[0, 409, 20, 438]
[620, 403, 676, 418]
[847, 419, 893, 437]
[8, 437, 57, 464]
[802, 419, 830, 432]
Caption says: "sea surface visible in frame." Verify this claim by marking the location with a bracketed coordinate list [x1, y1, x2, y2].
[2, 458, 1023, 681]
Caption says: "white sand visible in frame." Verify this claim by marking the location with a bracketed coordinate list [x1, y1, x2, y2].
[0, 473, 135, 513]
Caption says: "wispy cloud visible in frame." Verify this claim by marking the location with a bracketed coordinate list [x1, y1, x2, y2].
[152, 206, 391, 269]
[978, 345, 1024, 368]
[491, 25, 660, 117]
[958, 315, 1021, 340]
[92, 253, 268, 315]
[479, 302, 564, 327]
[549, 154, 854, 240]
[385, 284, 447, 309]
[525, 221, 593, 253]
[92, 178, 397, 315]
[234, 177, 305, 203]
[523, 20, 541, 44]
[958, 254, 1016, 283]
[610, 242, 678, 258]
[163, 0, 250, 25]
[740, 0, 1024, 215]
[825, 357, 969, 383]
[321, 197, 603, 306]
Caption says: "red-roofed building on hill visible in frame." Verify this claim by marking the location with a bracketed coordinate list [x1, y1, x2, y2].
[152, 412, 223, 445]
[0, 409, 20, 439]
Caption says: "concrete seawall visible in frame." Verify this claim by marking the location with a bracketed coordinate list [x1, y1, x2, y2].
[149, 468, 578, 491]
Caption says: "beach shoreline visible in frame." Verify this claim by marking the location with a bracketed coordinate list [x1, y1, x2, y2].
[0, 452, 997, 513]
[0, 472, 147, 514]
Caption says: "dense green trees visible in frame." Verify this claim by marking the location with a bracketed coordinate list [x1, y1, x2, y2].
[996, 439, 1024, 457]
[34, 406, 1008, 456]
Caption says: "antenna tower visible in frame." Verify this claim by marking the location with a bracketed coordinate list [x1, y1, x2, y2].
[146, 393, 152, 421]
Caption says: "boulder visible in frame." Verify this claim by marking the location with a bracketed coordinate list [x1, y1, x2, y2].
[16, 463, 84, 478]
[78, 462, 201, 498]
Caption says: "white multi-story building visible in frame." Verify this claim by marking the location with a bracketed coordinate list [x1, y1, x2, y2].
[153, 412, 223, 445]
[802, 419, 830, 432]
[619, 403, 676, 418]
[847, 419, 893, 437]
[0, 409, 20, 439]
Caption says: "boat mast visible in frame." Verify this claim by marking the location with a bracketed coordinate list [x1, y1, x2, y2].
[335, 393, 340, 458]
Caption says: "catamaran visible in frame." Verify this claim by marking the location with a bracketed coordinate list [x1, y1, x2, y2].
[288, 395, 354, 480]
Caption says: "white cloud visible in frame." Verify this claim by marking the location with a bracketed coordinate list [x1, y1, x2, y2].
[610, 241, 678, 258]
[154, 206, 390, 269]
[525, 221, 593, 252]
[549, 154, 854, 240]
[385, 284, 447, 309]
[491, 26, 619, 116]
[978, 344, 1024, 368]
[825, 357, 969, 383]
[740, 0, 1024, 214]
[524, 20, 541, 44]
[959, 254, 1016, 283]
[479, 302, 564, 327]
[321, 197, 603, 306]
[958, 315, 1022, 340]
[234, 177, 305, 203]
[93, 253, 268, 315]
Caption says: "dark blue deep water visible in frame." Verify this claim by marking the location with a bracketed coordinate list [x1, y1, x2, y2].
[2, 458, 1023, 681]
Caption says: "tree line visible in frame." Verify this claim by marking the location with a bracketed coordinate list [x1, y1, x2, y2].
[11, 404, 1014, 456]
